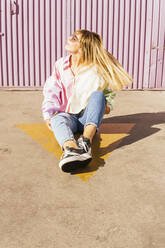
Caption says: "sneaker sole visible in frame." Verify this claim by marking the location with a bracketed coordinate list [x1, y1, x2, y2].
[60, 157, 92, 173]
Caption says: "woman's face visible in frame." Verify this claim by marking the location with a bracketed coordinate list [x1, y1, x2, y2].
[65, 34, 81, 54]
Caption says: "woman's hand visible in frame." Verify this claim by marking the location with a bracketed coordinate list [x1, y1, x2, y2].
[45, 119, 53, 131]
[104, 105, 110, 115]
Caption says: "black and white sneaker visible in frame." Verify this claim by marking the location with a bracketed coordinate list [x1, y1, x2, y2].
[59, 146, 92, 173]
[77, 136, 92, 155]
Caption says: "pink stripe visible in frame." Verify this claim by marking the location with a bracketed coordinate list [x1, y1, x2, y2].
[60, 81, 68, 112]
[63, 65, 70, 71]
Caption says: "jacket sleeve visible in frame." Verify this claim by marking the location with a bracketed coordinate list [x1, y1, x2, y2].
[42, 64, 62, 120]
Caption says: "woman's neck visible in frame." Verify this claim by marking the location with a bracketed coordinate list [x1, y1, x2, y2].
[71, 54, 81, 68]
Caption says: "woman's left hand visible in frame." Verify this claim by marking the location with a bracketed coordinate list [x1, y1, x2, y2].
[45, 119, 53, 131]
[104, 105, 110, 114]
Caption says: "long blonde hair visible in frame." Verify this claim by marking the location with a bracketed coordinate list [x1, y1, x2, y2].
[74, 29, 133, 90]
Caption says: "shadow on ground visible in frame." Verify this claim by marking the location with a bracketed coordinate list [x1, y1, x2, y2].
[102, 112, 165, 148]
[71, 112, 165, 175]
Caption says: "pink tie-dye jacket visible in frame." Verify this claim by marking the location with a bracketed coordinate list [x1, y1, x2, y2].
[42, 55, 75, 120]
[42, 55, 115, 120]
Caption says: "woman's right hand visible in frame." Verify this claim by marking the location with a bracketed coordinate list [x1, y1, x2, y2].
[104, 105, 110, 114]
[45, 119, 53, 131]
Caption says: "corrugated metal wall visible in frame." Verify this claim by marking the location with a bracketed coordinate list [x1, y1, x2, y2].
[0, 0, 164, 89]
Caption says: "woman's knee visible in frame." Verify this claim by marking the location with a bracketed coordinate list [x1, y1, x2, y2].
[51, 112, 78, 133]
[51, 112, 70, 126]
[89, 90, 106, 104]
[90, 90, 105, 100]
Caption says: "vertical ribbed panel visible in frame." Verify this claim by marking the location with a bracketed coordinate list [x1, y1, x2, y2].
[0, 0, 164, 89]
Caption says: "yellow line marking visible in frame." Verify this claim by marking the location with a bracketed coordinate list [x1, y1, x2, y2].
[16, 123, 135, 182]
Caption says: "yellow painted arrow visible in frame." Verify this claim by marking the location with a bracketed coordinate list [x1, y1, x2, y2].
[16, 123, 135, 182]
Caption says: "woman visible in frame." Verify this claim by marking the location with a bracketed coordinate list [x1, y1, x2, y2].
[42, 29, 133, 172]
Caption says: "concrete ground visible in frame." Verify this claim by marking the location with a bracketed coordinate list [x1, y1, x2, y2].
[0, 90, 165, 248]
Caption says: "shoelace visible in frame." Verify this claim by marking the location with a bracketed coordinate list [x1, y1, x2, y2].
[78, 138, 89, 153]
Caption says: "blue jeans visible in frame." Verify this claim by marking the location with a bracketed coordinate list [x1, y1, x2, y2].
[50, 91, 106, 147]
